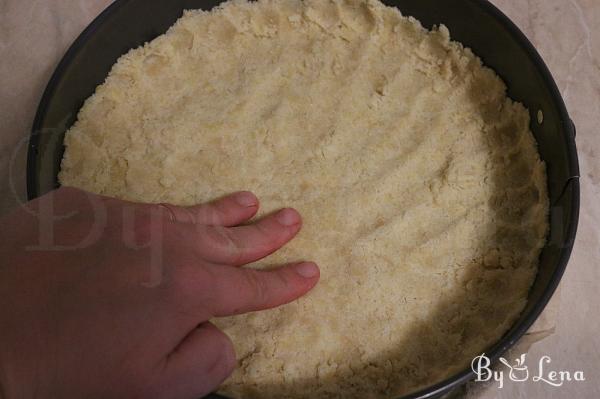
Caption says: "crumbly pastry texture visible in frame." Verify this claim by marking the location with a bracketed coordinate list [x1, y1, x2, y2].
[60, 0, 549, 397]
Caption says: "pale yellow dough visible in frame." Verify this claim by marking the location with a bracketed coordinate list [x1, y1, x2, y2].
[60, 0, 549, 397]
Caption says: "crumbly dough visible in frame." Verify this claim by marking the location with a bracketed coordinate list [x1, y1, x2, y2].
[59, 0, 549, 397]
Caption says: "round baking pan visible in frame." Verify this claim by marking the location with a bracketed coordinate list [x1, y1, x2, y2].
[27, 0, 580, 398]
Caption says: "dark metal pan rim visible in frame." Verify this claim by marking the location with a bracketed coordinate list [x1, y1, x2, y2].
[27, 0, 580, 398]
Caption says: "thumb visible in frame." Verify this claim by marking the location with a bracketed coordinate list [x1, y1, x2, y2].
[156, 322, 236, 399]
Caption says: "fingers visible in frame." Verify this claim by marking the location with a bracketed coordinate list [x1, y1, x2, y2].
[202, 262, 320, 317]
[157, 322, 235, 399]
[194, 208, 302, 266]
[160, 191, 259, 226]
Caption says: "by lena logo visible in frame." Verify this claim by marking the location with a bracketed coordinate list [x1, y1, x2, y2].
[471, 353, 585, 389]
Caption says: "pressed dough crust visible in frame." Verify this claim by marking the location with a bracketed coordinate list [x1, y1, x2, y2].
[59, 0, 549, 397]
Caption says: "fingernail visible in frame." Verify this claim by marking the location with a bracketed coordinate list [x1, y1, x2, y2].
[234, 191, 257, 207]
[295, 262, 319, 278]
[276, 208, 300, 226]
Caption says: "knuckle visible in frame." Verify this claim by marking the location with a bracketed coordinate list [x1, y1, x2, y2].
[274, 269, 291, 290]
[254, 220, 273, 238]
[245, 270, 269, 305]
[254, 220, 283, 248]
[206, 226, 243, 263]
[210, 202, 228, 225]
[194, 204, 212, 224]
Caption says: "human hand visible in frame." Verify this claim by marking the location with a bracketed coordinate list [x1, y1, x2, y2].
[0, 187, 319, 398]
